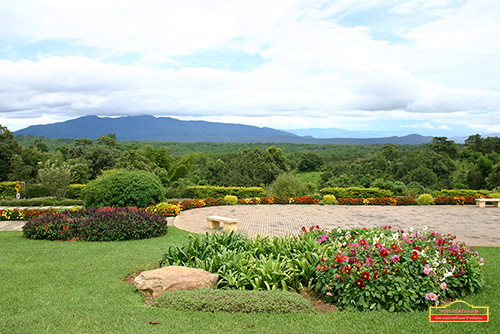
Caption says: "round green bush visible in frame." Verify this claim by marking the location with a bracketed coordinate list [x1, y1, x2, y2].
[23, 207, 168, 241]
[224, 195, 238, 205]
[82, 170, 166, 207]
[418, 194, 434, 205]
[323, 194, 336, 205]
[488, 193, 500, 198]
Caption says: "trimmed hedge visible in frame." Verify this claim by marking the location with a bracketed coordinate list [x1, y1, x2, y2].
[153, 288, 314, 314]
[186, 186, 266, 199]
[320, 187, 393, 198]
[432, 189, 491, 198]
[66, 184, 86, 199]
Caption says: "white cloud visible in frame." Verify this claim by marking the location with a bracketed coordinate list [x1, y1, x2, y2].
[0, 0, 499, 135]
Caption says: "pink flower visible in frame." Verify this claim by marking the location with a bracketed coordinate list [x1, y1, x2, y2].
[423, 267, 432, 275]
[391, 255, 400, 263]
[440, 282, 447, 290]
[425, 292, 439, 301]
[326, 292, 333, 297]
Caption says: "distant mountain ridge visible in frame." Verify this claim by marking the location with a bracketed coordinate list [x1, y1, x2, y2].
[14, 115, 434, 145]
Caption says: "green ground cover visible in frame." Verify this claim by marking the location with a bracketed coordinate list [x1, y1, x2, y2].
[296, 171, 322, 186]
[0, 228, 498, 334]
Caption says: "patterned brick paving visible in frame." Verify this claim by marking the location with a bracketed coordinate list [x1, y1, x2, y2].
[174, 204, 500, 246]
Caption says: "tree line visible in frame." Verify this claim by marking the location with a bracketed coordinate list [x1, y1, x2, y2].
[2, 125, 500, 198]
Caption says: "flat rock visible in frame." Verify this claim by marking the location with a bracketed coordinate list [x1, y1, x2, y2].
[133, 266, 219, 299]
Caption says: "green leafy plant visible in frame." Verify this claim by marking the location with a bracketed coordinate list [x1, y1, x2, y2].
[159, 228, 325, 292]
[418, 194, 434, 205]
[82, 170, 166, 207]
[323, 194, 336, 205]
[224, 195, 238, 205]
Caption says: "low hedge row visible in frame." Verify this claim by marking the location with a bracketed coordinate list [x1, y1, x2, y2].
[186, 186, 266, 199]
[320, 187, 393, 198]
[432, 189, 492, 197]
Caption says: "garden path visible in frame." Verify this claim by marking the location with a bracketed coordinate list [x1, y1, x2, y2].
[174, 204, 500, 247]
[2, 205, 499, 246]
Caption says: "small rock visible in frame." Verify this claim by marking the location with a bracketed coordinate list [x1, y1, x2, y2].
[133, 266, 218, 299]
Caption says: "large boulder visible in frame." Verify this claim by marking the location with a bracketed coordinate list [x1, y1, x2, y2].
[133, 266, 219, 299]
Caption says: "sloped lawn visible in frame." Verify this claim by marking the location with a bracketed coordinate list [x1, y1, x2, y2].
[0, 228, 498, 334]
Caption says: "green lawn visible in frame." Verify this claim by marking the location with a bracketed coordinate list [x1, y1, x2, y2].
[0, 228, 498, 334]
[297, 171, 322, 186]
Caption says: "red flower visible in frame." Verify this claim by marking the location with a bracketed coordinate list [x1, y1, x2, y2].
[345, 266, 351, 276]
[360, 239, 367, 246]
[361, 271, 370, 281]
[380, 248, 389, 257]
[411, 252, 419, 261]
[355, 279, 365, 289]
[391, 244, 398, 250]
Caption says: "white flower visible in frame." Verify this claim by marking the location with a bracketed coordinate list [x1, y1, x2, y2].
[393, 233, 399, 240]
[423, 225, 428, 231]
[433, 261, 440, 267]
[409, 227, 414, 233]
[442, 258, 447, 264]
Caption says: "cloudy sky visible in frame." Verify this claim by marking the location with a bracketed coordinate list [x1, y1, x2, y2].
[1, 0, 500, 137]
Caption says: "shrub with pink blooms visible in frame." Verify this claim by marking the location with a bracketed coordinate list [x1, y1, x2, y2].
[314, 225, 485, 312]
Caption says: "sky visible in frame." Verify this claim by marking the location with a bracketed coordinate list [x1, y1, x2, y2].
[1, 0, 500, 138]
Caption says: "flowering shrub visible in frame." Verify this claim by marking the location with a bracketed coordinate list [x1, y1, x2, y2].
[23, 207, 167, 241]
[0, 208, 56, 221]
[143, 203, 181, 217]
[237, 196, 319, 205]
[433, 196, 475, 205]
[314, 226, 485, 311]
[337, 197, 417, 206]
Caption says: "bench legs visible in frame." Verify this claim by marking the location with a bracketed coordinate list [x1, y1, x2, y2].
[495, 202, 500, 208]
[476, 201, 486, 208]
[223, 222, 238, 232]
[206, 219, 238, 231]
[207, 219, 221, 229]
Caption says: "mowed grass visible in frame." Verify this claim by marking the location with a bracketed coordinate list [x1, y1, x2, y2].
[0, 228, 498, 334]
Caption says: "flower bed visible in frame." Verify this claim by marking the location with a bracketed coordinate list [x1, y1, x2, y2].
[337, 197, 417, 206]
[433, 196, 476, 205]
[0, 208, 56, 221]
[159, 224, 484, 312]
[23, 207, 168, 241]
[314, 225, 485, 311]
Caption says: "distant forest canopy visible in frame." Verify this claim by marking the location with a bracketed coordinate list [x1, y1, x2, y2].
[3, 127, 500, 197]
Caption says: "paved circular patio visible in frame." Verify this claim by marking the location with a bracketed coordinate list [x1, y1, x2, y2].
[174, 204, 500, 247]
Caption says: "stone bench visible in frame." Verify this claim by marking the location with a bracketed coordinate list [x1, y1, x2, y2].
[206, 216, 238, 232]
[475, 198, 500, 208]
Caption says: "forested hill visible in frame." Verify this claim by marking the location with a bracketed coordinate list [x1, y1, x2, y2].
[14, 115, 433, 145]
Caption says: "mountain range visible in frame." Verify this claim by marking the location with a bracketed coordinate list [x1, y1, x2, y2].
[14, 115, 435, 145]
